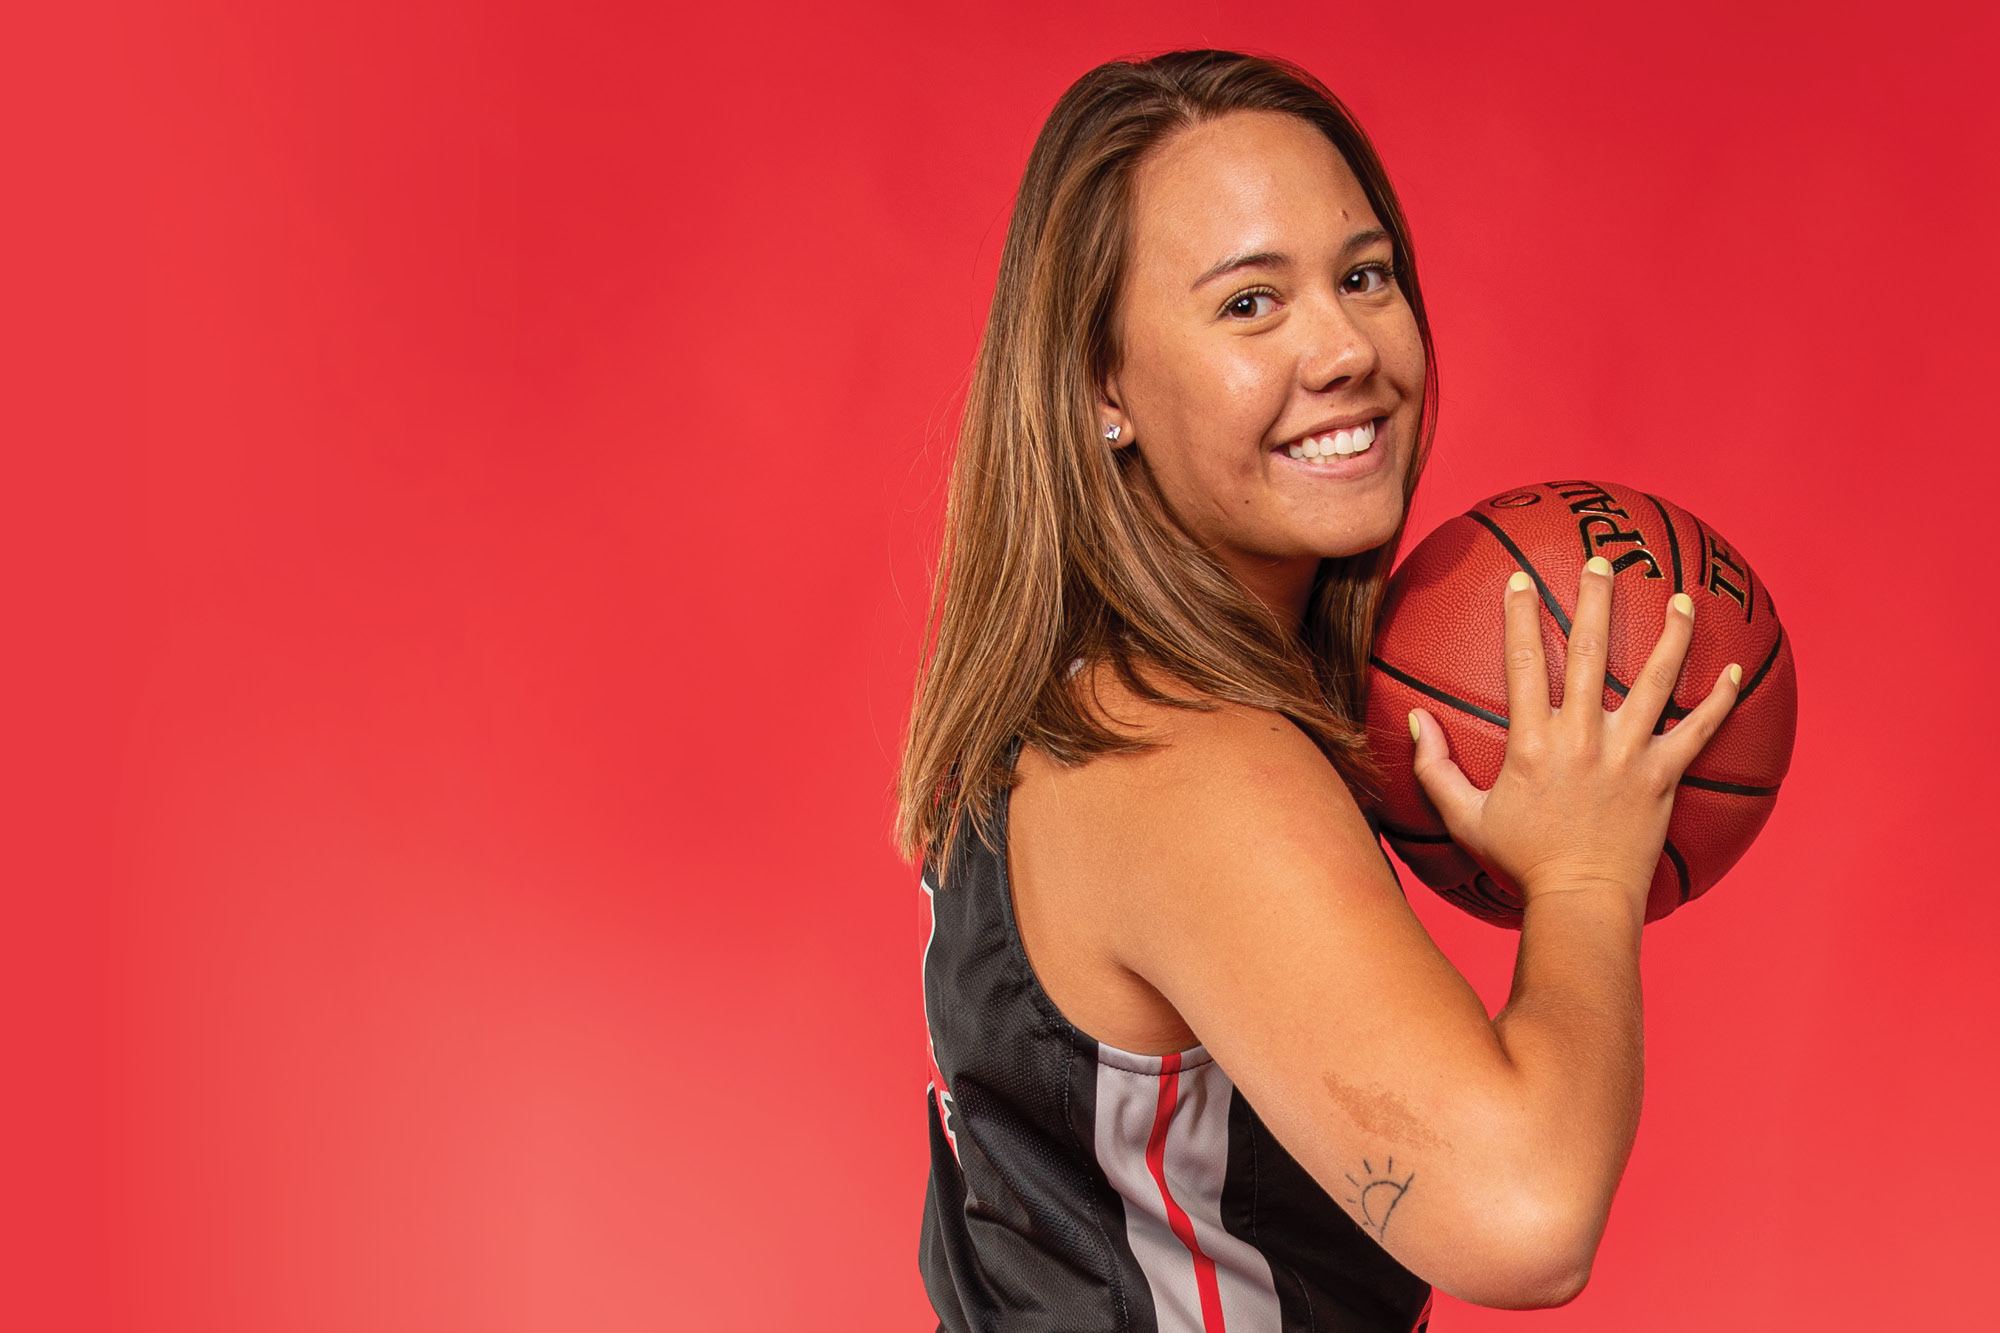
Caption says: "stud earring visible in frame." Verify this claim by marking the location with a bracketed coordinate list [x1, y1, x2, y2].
[1103, 424, 1122, 443]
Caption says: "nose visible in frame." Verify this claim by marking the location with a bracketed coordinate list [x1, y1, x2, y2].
[1297, 288, 1380, 393]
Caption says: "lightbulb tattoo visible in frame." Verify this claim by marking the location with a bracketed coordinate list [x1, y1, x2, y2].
[1344, 1157, 1415, 1239]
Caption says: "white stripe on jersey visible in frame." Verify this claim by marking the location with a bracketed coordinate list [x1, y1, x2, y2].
[1094, 1044, 1283, 1331]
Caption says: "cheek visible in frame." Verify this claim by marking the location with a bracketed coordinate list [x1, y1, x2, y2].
[1211, 343, 1283, 404]
[1134, 339, 1277, 467]
[1385, 313, 1427, 394]
[1196, 350, 1291, 471]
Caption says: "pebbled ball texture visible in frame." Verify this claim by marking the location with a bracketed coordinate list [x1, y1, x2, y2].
[1364, 479, 1798, 927]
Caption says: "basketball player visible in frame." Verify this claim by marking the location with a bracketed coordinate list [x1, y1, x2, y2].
[899, 52, 1741, 1331]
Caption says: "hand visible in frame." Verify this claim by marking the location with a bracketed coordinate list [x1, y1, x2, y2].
[1408, 557, 1741, 910]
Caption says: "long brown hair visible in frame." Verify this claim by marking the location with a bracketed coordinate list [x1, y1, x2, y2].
[897, 50, 1439, 863]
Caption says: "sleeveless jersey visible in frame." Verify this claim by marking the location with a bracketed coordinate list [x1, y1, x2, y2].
[918, 771, 1435, 1332]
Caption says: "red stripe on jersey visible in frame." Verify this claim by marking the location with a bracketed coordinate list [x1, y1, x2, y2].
[1145, 1051, 1228, 1331]
[920, 878, 961, 1164]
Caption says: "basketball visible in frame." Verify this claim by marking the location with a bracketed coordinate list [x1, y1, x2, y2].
[1364, 480, 1798, 927]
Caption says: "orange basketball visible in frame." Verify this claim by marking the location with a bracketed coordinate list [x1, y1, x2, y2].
[1365, 480, 1798, 926]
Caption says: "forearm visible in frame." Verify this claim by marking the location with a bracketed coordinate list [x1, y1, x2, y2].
[1375, 555, 1731, 1305]
[1487, 880, 1647, 1254]
[1331, 881, 1646, 1309]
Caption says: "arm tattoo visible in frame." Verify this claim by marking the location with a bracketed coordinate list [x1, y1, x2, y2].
[1344, 1157, 1415, 1240]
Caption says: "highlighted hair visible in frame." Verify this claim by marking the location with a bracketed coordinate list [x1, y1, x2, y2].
[897, 50, 1438, 863]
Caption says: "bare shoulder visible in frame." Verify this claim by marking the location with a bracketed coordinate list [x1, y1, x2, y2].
[1017, 658, 1377, 872]
[1008, 661, 1400, 1052]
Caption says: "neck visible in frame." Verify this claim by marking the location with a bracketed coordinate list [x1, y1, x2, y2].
[1224, 553, 1320, 635]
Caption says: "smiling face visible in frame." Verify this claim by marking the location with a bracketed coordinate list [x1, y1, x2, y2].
[1103, 110, 1427, 625]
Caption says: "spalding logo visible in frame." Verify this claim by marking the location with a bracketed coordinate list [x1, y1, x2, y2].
[1545, 479, 1667, 579]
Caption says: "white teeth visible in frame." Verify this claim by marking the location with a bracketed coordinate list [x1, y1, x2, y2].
[1287, 422, 1379, 464]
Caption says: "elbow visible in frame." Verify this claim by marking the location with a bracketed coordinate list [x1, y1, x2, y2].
[1430, 1192, 1604, 1310]
[1456, 1255, 1593, 1312]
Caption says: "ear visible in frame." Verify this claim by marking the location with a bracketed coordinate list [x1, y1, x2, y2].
[1097, 371, 1133, 449]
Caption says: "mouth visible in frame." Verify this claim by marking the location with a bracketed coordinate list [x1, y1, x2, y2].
[1274, 416, 1383, 467]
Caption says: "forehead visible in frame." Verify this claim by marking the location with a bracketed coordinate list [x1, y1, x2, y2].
[1126, 110, 1379, 281]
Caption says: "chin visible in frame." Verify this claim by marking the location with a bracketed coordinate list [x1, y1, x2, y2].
[1309, 508, 1406, 561]
[1316, 537, 1397, 562]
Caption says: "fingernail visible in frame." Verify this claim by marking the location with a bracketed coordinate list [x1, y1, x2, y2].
[1671, 592, 1694, 618]
[1586, 556, 1613, 577]
[1728, 663, 1742, 686]
[1506, 570, 1532, 593]
[1407, 710, 1421, 742]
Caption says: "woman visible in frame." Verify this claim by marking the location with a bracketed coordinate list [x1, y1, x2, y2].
[900, 51, 1739, 1332]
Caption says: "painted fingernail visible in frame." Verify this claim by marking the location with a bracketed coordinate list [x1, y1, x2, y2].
[1407, 710, 1421, 742]
[1507, 570, 1532, 593]
[1727, 663, 1743, 686]
[1586, 556, 1613, 577]
[1671, 592, 1694, 618]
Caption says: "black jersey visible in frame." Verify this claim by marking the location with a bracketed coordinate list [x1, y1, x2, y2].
[918, 772, 1435, 1332]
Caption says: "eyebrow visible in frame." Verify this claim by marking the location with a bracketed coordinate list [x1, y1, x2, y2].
[1189, 228, 1394, 291]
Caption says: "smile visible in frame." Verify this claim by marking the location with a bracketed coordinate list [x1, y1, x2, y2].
[1281, 418, 1377, 464]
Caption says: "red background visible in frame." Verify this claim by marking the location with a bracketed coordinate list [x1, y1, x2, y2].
[10, 0, 1998, 1328]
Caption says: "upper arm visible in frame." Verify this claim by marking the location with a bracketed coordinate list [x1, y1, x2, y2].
[1072, 704, 1594, 1304]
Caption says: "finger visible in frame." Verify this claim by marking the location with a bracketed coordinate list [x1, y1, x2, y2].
[1619, 591, 1696, 741]
[1655, 661, 1743, 774]
[1502, 569, 1552, 729]
[1408, 709, 1486, 841]
[1561, 555, 1615, 717]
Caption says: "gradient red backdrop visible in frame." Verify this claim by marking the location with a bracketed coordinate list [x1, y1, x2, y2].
[9, 0, 1997, 1328]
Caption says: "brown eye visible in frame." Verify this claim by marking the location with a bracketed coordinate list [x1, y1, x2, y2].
[1343, 264, 1394, 295]
[1224, 290, 1276, 319]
